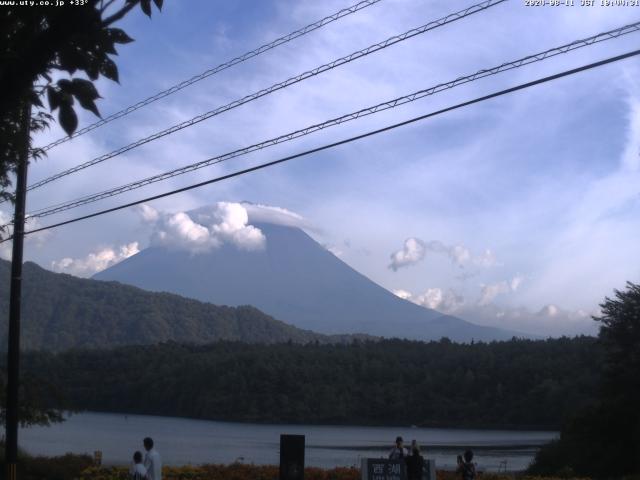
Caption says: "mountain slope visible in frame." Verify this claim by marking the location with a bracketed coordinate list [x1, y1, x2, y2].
[0, 259, 350, 351]
[95, 222, 521, 341]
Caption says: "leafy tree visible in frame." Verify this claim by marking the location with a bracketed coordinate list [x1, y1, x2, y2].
[597, 282, 640, 409]
[0, 0, 163, 426]
[0, 0, 163, 203]
[529, 282, 640, 478]
[0, 370, 66, 428]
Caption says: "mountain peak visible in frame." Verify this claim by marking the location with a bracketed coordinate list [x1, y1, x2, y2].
[95, 218, 522, 342]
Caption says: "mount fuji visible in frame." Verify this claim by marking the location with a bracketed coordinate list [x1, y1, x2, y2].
[94, 211, 520, 342]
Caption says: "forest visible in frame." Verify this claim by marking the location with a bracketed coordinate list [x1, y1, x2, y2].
[18, 336, 600, 429]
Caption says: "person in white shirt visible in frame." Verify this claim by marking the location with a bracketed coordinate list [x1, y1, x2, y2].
[130, 451, 147, 479]
[143, 437, 162, 480]
[389, 436, 407, 460]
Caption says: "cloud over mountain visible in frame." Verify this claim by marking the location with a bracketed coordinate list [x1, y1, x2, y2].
[51, 242, 140, 277]
[393, 287, 464, 314]
[139, 202, 267, 253]
[389, 237, 497, 271]
[394, 285, 596, 337]
[388, 238, 426, 271]
[49, 202, 308, 277]
[479, 275, 524, 306]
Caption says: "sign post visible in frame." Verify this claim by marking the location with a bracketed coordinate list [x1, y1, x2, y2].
[280, 434, 305, 480]
[361, 458, 406, 480]
[361, 457, 435, 480]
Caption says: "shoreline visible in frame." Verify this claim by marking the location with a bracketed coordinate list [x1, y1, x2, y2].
[61, 409, 560, 434]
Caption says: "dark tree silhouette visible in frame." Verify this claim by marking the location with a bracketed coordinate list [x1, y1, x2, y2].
[15, 336, 602, 429]
[529, 282, 640, 478]
[0, 0, 163, 203]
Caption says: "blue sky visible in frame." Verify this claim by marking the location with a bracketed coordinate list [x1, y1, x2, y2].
[2, 0, 639, 336]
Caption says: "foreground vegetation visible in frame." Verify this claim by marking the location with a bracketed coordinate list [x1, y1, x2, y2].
[0, 455, 595, 480]
[529, 283, 640, 478]
[19, 336, 600, 429]
[0, 444, 93, 480]
[77, 464, 596, 480]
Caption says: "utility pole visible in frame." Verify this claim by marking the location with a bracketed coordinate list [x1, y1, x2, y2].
[5, 103, 31, 480]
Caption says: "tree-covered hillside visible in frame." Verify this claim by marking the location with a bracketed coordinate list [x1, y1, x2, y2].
[21, 337, 600, 428]
[0, 260, 358, 350]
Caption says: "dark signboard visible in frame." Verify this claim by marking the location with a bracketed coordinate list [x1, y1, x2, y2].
[280, 434, 305, 480]
[361, 458, 406, 480]
[361, 458, 435, 480]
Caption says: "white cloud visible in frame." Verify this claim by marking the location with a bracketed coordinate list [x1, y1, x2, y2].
[138, 202, 284, 253]
[396, 285, 596, 336]
[154, 211, 214, 252]
[206, 202, 265, 250]
[394, 287, 464, 314]
[621, 68, 640, 172]
[392, 289, 412, 300]
[51, 242, 140, 277]
[448, 244, 472, 267]
[414, 287, 465, 313]
[389, 238, 497, 271]
[324, 243, 344, 258]
[242, 202, 310, 229]
[474, 249, 497, 268]
[539, 304, 559, 317]
[461, 303, 598, 337]
[137, 204, 159, 223]
[388, 238, 426, 271]
[510, 275, 524, 291]
[478, 275, 524, 306]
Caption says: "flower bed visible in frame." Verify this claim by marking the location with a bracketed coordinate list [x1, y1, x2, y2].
[76, 464, 593, 480]
[77, 464, 360, 480]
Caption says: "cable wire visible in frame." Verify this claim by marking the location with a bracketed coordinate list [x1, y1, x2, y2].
[5, 47, 637, 243]
[25, 0, 507, 193]
[24, 20, 640, 220]
[38, 0, 385, 152]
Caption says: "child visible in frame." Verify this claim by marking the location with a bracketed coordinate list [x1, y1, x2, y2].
[457, 450, 476, 480]
[130, 451, 148, 480]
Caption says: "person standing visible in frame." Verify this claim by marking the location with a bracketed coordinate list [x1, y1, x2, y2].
[405, 441, 424, 480]
[130, 451, 147, 480]
[389, 436, 406, 460]
[457, 450, 476, 480]
[143, 437, 162, 480]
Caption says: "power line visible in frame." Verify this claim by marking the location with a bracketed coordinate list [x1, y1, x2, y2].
[24, 20, 640, 220]
[38, 0, 385, 153]
[5, 47, 638, 243]
[25, 0, 506, 193]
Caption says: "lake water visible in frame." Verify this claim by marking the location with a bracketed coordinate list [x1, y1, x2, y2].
[20, 412, 556, 472]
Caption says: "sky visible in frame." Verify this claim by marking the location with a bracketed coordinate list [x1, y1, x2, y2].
[2, 0, 640, 337]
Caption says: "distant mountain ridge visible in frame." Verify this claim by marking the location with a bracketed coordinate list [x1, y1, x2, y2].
[0, 259, 365, 351]
[95, 221, 523, 342]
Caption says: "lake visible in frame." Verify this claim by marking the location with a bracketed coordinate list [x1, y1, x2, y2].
[19, 412, 556, 471]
